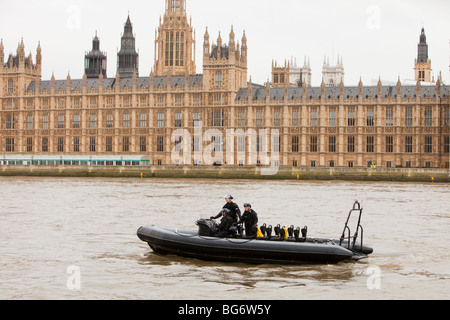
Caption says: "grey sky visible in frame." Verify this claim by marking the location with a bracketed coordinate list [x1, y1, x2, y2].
[1, 0, 449, 86]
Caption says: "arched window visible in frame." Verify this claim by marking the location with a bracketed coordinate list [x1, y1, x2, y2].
[171, 0, 180, 12]
[8, 79, 14, 94]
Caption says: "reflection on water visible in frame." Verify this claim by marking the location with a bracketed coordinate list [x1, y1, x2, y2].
[0, 177, 449, 300]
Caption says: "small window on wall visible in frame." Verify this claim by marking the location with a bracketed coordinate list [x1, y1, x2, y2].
[27, 137, 33, 152]
[123, 137, 130, 152]
[292, 108, 300, 127]
[424, 136, 433, 153]
[6, 138, 14, 152]
[348, 107, 355, 127]
[348, 136, 355, 153]
[90, 114, 97, 129]
[366, 108, 374, 127]
[292, 136, 299, 153]
[140, 112, 147, 128]
[157, 136, 164, 152]
[310, 108, 318, 127]
[157, 112, 165, 128]
[42, 138, 48, 152]
[366, 136, 374, 153]
[425, 108, 433, 127]
[106, 113, 114, 128]
[73, 114, 80, 129]
[310, 136, 318, 152]
[445, 108, 450, 127]
[140, 137, 147, 152]
[8, 79, 14, 93]
[105, 137, 113, 152]
[74, 137, 80, 152]
[329, 108, 337, 127]
[89, 137, 96, 152]
[405, 136, 413, 153]
[444, 136, 449, 154]
[123, 113, 130, 128]
[386, 108, 394, 127]
[238, 110, 246, 127]
[175, 112, 182, 128]
[405, 108, 413, 127]
[273, 109, 281, 127]
[329, 136, 336, 153]
[386, 136, 394, 153]
[57, 137, 64, 152]
[6, 114, 15, 129]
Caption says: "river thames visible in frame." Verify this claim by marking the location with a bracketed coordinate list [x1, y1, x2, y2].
[0, 176, 448, 300]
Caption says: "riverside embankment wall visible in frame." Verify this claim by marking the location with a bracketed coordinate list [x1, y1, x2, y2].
[1, 165, 449, 182]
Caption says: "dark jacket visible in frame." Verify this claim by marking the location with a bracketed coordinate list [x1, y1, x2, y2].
[239, 209, 258, 236]
[216, 214, 235, 237]
[212, 201, 241, 222]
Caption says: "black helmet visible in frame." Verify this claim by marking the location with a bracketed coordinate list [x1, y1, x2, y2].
[243, 203, 252, 208]
[225, 195, 233, 200]
[219, 208, 231, 215]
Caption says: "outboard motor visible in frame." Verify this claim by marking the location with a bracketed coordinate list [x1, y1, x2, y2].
[294, 227, 300, 239]
[288, 225, 294, 238]
[266, 225, 273, 237]
[196, 219, 218, 237]
[274, 224, 281, 236]
[301, 226, 308, 239]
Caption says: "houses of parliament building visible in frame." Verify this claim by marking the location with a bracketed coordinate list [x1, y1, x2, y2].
[1, 0, 449, 169]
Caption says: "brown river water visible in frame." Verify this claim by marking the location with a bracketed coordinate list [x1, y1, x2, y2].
[0, 176, 448, 300]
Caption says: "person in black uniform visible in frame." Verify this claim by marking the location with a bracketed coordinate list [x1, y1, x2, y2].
[211, 195, 241, 223]
[238, 203, 259, 237]
[215, 209, 234, 237]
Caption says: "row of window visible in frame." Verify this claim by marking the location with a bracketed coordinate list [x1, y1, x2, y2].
[4, 136, 157, 153]
[291, 135, 450, 154]
[4, 107, 450, 130]
[6, 95, 151, 108]
[165, 31, 185, 67]
[5, 112, 151, 130]
[4, 135, 449, 155]
[304, 107, 447, 128]
[293, 160, 442, 169]
[3, 111, 217, 130]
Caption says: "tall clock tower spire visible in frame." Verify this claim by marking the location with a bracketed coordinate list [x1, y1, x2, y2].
[154, 0, 196, 76]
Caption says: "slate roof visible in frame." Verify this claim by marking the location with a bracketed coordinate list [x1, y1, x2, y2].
[26, 75, 203, 93]
[24, 77, 449, 101]
[235, 84, 450, 101]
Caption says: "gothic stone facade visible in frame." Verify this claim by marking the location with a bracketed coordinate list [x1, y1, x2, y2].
[1, 0, 450, 168]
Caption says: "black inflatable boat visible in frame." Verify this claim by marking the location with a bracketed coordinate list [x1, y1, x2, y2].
[137, 201, 373, 265]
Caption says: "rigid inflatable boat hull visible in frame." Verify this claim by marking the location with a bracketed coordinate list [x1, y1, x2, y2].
[138, 226, 355, 265]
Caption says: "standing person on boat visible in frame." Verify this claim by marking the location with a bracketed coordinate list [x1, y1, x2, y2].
[211, 195, 241, 223]
[215, 209, 235, 237]
[239, 203, 259, 237]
